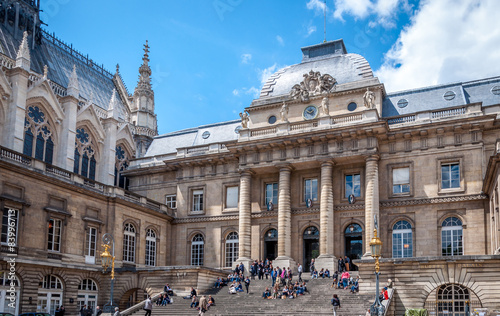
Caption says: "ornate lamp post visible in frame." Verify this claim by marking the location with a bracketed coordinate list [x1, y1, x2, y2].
[370, 217, 385, 316]
[101, 233, 117, 313]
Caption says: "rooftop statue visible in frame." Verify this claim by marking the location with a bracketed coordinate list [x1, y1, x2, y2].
[363, 88, 376, 109]
[239, 111, 249, 128]
[290, 70, 337, 102]
[320, 97, 330, 116]
[280, 102, 289, 122]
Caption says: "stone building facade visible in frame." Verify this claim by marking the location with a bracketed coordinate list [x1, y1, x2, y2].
[0, 1, 500, 315]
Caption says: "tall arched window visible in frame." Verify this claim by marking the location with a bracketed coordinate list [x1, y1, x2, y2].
[225, 232, 239, 267]
[442, 217, 463, 256]
[145, 229, 156, 266]
[23, 106, 54, 164]
[37, 275, 63, 315]
[74, 127, 97, 180]
[123, 223, 136, 263]
[191, 234, 204, 266]
[392, 220, 412, 258]
[77, 279, 98, 313]
[115, 145, 130, 189]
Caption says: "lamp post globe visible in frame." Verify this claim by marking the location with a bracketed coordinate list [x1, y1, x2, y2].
[369, 228, 385, 316]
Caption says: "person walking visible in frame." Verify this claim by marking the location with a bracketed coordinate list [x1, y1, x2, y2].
[310, 259, 315, 276]
[144, 296, 152, 316]
[331, 294, 341, 316]
[298, 263, 303, 282]
[95, 306, 102, 316]
[198, 295, 207, 316]
[244, 275, 251, 293]
[113, 307, 121, 316]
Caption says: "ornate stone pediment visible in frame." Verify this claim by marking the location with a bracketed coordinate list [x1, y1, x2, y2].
[290, 70, 337, 102]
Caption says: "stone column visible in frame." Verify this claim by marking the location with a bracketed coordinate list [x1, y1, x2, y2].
[274, 165, 297, 271]
[315, 161, 336, 271]
[233, 170, 253, 273]
[238, 170, 252, 259]
[364, 154, 380, 257]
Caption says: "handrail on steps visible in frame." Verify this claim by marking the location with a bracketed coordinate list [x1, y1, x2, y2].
[121, 291, 165, 316]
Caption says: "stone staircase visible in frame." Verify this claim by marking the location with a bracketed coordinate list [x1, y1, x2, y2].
[129, 273, 375, 316]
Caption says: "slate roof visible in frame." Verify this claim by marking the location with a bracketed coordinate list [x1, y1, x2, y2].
[0, 25, 126, 114]
[382, 76, 500, 118]
[145, 120, 241, 157]
[259, 40, 373, 99]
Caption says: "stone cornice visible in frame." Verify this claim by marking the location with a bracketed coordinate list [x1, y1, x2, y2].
[380, 194, 487, 207]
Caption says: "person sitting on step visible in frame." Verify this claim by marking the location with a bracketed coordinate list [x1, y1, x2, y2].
[350, 276, 360, 293]
[207, 295, 215, 308]
[325, 269, 331, 278]
[190, 295, 199, 308]
[262, 287, 271, 299]
[236, 281, 244, 292]
[319, 268, 325, 278]
[311, 269, 318, 279]
[331, 271, 339, 288]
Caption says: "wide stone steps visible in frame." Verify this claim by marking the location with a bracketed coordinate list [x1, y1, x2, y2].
[130, 273, 374, 316]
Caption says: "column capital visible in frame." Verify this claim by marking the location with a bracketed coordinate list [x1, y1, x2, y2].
[319, 159, 335, 167]
[276, 163, 294, 172]
[238, 168, 255, 176]
[365, 154, 380, 162]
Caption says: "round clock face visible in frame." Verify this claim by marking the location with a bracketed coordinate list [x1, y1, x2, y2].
[303, 105, 318, 120]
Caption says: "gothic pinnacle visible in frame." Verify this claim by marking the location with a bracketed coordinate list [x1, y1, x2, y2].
[16, 31, 31, 71]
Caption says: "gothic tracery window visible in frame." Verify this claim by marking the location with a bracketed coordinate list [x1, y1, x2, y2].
[23, 106, 54, 164]
[114, 145, 130, 189]
[73, 127, 97, 180]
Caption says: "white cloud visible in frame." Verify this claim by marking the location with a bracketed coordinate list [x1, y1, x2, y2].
[232, 87, 260, 98]
[241, 53, 252, 64]
[333, 0, 372, 21]
[375, 0, 500, 92]
[276, 35, 284, 46]
[306, 0, 326, 15]
[306, 0, 410, 28]
[307, 25, 317, 37]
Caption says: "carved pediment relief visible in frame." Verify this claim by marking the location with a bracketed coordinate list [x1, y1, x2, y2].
[290, 70, 337, 102]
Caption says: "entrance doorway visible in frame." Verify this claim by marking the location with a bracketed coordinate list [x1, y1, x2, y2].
[303, 226, 319, 272]
[345, 223, 363, 271]
[264, 228, 278, 261]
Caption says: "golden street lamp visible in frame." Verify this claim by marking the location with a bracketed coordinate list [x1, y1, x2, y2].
[369, 216, 385, 316]
[101, 233, 117, 313]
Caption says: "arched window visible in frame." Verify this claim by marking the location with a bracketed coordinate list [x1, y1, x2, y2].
[23, 106, 54, 164]
[437, 284, 470, 316]
[0, 271, 20, 314]
[38, 275, 63, 315]
[225, 232, 239, 268]
[78, 279, 98, 313]
[191, 234, 204, 266]
[145, 229, 156, 266]
[442, 217, 463, 256]
[123, 223, 136, 263]
[392, 220, 412, 258]
[115, 145, 130, 189]
[74, 127, 97, 180]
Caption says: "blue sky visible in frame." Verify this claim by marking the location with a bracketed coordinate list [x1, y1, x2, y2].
[40, 0, 500, 135]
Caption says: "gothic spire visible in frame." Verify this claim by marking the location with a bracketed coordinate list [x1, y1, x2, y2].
[16, 31, 31, 71]
[67, 65, 80, 98]
[137, 40, 152, 90]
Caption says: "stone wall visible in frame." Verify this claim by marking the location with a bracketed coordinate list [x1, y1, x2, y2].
[356, 256, 500, 316]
